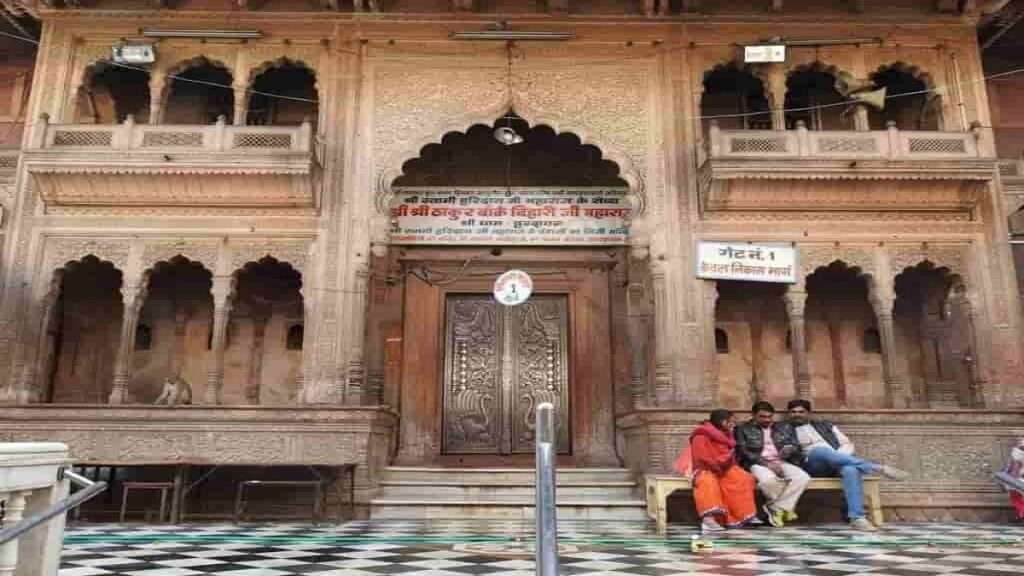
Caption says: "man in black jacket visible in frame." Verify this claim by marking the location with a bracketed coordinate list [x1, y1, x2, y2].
[787, 399, 909, 531]
[735, 401, 810, 528]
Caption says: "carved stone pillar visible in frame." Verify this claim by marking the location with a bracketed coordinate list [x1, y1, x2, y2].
[109, 280, 148, 404]
[871, 295, 908, 408]
[245, 309, 271, 405]
[626, 281, 652, 408]
[0, 490, 31, 576]
[233, 85, 247, 126]
[649, 259, 674, 404]
[205, 276, 236, 405]
[149, 77, 165, 124]
[784, 290, 811, 399]
[701, 281, 720, 404]
[853, 104, 871, 132]
[767, 66, 787, 131]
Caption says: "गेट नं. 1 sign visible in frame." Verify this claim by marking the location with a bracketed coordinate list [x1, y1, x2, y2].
[695, 241, 797, 284]
[493, 269, 534, 306]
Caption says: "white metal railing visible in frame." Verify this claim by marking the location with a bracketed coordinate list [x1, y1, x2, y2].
[26, 114, 313, 154]
[706, 121, 988, 162]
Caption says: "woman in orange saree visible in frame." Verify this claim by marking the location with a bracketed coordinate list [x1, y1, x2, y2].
[689, 409, 758, 532]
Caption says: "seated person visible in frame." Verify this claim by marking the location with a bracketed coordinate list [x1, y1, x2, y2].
[1006, 438, 1024, 523]
[690, 408, 758, 533]
[787, 399, 909, 531]
[735, 401, 810, 528]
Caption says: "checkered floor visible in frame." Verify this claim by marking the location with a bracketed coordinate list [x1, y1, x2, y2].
[61, 520, 1024, 576]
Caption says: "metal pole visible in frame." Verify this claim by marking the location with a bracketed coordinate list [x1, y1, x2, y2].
[535, 402, 559, 576]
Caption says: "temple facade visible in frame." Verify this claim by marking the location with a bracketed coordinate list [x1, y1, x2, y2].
[0, 0, 1023, 520]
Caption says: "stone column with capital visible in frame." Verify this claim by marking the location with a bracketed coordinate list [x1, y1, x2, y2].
[233, 86, 247, 126]
[767, 66, 787, 130]
[701, 281, 720, 404]
[205, 276, 236, 405]
[784, 290, 811, 399]
[109, 279, 148, 404]
[245, 309, 271, 405]
[870, 294, 909, 408]
[649, 259, 675, 405]
[149, 77, 165, 124]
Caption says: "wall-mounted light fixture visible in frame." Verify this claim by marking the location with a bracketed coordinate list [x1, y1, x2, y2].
[451, 22, 573, 41]
[140, 29, 264, 39]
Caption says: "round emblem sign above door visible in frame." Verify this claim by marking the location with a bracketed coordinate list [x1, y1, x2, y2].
[493, 269, 533, 306]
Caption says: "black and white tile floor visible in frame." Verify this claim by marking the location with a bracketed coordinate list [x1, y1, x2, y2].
[60, 520, 1024, 576]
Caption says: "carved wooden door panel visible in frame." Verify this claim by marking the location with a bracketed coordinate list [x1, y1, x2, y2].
[442, 294, 570, 455]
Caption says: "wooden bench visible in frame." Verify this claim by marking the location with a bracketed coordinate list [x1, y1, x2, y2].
[644, 474, 883, 535]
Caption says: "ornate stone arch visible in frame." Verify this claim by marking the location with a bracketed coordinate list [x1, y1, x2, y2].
[229, 242, 311, 278]
[870, 61, 942, 130]
[41, 239, 130, 286]
[157, 55, 236, 108]
[785, 60, 847, 80]
[374, 104, 647, 219]
[246, 57, 320, 100]
[141, 241, 221, 276]
[795, 246, 876, 291]
[702, 60, 772, 91]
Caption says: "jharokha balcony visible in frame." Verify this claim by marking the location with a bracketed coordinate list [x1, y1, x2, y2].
[21, 114, 318, 211]
[699, 122, 998, 214]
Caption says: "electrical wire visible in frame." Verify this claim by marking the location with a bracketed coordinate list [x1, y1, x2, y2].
[2, 27, 1024, 123]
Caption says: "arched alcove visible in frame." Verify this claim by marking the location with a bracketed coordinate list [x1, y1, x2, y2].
[869, 63, 939, 130]
[75, 62, 150, 124]
[163, 58, 234, 124]
[785, 63, 851, 130]
[701, 64, 771, 133]
[247, 59, 318, 127]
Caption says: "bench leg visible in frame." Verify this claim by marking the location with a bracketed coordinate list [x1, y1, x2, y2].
[655, 486, 668, 536]
[233, 484, 246, 524]
[646, 482, 657, 520]
[867, 484, 884, 526]
[119, 487, 129, 523]
[158, 488, 168, 524]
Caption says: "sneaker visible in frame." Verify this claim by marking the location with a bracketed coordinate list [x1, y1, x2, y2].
[747, 516, 765, 526]
[880, 465, 910, 481]
[701, 516, 725, 533]
[849, 517, 878, 532]
[783, 510, 799, 523]
[763, 504, 785, 528]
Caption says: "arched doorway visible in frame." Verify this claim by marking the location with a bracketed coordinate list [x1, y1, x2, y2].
[376, 113, 635, 467]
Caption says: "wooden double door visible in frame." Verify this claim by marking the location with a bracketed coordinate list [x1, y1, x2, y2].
[441, 294, 571, 455]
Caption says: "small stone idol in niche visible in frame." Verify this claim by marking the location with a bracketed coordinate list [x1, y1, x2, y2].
[154, 375, 193, 406]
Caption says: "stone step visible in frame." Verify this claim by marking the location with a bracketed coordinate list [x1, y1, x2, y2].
[376, 481, 637, 499]
[372, 467, 642, 520]
[369, 497, 648, 520]
[379, 467, 636, 484]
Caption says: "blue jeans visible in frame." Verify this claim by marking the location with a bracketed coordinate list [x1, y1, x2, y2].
[804, 447, 882, 520]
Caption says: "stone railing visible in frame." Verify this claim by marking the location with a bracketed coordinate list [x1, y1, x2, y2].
[0, 442, 71, 576]
[26, 114, 312, 154]
[705, 121, 988, 163]
[0, 149, 18, 171]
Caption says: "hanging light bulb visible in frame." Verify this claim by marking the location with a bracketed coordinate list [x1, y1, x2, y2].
[494, 125, 524, 146]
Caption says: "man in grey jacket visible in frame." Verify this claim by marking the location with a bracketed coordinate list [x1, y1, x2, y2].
[735, 401, 809, 528]
[787, 399, 909, 531]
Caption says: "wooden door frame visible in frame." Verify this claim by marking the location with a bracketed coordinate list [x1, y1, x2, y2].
[393, 247, 622, 467]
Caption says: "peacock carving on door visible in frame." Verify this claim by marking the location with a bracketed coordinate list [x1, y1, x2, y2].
[442, 294, 570, 454]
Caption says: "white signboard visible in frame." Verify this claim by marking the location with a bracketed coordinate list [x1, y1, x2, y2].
[696, 241, 797, 284]
[493, 270, 533, 306]
[390, 187, 632, 246]
[744, 45, 786, 64]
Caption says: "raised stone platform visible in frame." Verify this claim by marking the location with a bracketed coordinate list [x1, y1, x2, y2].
[618, 408, 1024, 520]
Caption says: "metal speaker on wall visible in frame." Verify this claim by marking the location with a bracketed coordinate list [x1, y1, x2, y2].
[833, 70, 873, 96]
[849, 86, 887, 111]
[494, 126, 525, 146]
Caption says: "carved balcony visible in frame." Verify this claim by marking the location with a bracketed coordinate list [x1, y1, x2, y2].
[699, 123, 997, 214]
[21, 115, 318, 211]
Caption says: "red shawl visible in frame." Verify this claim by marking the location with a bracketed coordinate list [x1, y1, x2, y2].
[689, 421, 737, 476]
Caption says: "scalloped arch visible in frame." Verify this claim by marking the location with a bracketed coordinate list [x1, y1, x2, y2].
[159, 56, 235, 103]
[375, 101, 647, 217]
[703, 60, 771, 86]
[872, 61, 936, 92]
[247, 57, 320, 98]
[786, 60, 847, 79]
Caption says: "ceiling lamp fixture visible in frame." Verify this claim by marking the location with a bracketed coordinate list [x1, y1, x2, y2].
[493, 44, 524, 146]
[140, 29, 264, 39]
[452, 21, 573, 42]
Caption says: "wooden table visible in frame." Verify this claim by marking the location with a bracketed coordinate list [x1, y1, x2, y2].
[73, 460, 357, 524]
